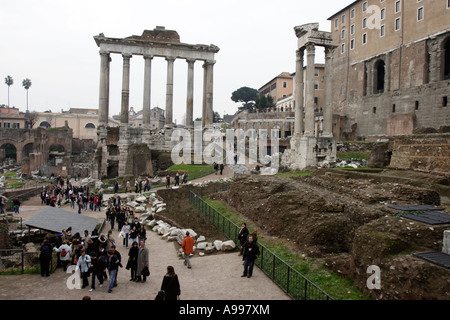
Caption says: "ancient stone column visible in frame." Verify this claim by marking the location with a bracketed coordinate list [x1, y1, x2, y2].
[165, 56, 176, 129]
[186, 59, 195, 129]
[203, 60, 215, 128]
[98, 51, 111, 126]
[304, 44, 316, 137]
[323, 46, 334, 137]
[143, 55, 153, 127]
[294, 48, 305, 136]
[120, 54, 132, 124]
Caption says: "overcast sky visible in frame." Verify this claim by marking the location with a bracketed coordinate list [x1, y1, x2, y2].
[0, 0, 349, 124]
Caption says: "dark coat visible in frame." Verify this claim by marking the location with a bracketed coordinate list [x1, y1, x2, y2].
[243, 241, 260, 262]
[126, 246, 139, 270]
[161, 274, 181, 300]
[238, 227, 249, 246]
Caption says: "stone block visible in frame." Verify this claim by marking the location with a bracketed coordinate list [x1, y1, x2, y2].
[443, 230, 450, 255]
[221, 240, 236, 251]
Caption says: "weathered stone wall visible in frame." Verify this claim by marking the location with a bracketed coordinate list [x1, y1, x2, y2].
[389, 133, 450, 176]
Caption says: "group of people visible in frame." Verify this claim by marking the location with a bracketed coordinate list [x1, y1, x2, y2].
[165, 172, 188, 188]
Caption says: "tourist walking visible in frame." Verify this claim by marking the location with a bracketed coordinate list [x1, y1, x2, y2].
[182, 231, 194, 269]
[13, 198, 20, 214]
[136, 240, 149, 282]
[106, 249, 120, 293]
[160, 266, 181, 300]
[126, 241, 139, 281]
[89, 252, 104, 292]
[39, 239, 53, 277]
[53, 240, 72, 272]
[138, 224, 147, 244]
[75, 248, 91, 288]
[241, 235, 260, 278]
[175, 173, 180, 186]
[129, 226, 138, 247]
[166, 174, 170, 188]
[121, 221, 130, 248]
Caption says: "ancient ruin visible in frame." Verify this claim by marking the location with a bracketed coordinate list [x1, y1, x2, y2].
[283, 23, 338, 170]
[93, 27, 220, 179]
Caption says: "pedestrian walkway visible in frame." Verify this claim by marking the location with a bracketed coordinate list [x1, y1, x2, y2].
[0, 165, 290, 300]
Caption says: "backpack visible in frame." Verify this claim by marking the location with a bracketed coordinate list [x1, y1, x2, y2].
[61, 248, 67, 257]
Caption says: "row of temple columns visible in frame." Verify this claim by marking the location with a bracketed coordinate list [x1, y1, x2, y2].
[294, 43, 335, 138]
[98, 51, 215, 130]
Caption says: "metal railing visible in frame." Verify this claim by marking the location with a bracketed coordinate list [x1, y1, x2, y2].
[0, 249, 57, 274]
[189, 191, 333, 300]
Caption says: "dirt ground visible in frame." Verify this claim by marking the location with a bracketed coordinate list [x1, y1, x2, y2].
[0, 168, 291, 301]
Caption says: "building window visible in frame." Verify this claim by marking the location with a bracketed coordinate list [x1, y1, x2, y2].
[335, 18, 339, 29]
[283, 81, 287, 88]
[351, 24, 355, 35]
[314, 82, 319, 90]
[351, 8, 355, 19]
[351, 39, 355, 50]
[447, 0, 450, 9]
[342, 14, 346, 24]
[13, 123, 20, 129]
[341, 43, 346, 54]
[4, 122, 10, 128]
[417, 7, 424, 21]
[380, 25, 386, 37]
[363, 33, 368, 44]
[85, 123, 96, 129]
[392, 104, 396, 113]
[373, 107, 377, 114]
[39, 121, 51, 128]
[342, 29, 346, 40]
[363, 17, 367, 29]
[444, 38, 450, 80]
[415, 101, 420, 110]
[314, 69, 319, 76]
[442, 97, 448, 107]
[374, 60, 386, 94]
[395, 18, 401, 31]
[363, 1, 368, 12]
[314, 97, 319, 106]
[395, 1, 401, 13]
[381, 8, 386, 20]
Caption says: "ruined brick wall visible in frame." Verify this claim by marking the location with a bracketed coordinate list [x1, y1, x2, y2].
[389, 133, 450, 176]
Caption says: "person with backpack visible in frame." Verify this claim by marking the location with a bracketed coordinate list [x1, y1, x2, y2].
[54, 240, 72, 272]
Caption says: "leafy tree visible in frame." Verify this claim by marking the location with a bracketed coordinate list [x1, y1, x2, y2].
[4, 75, 13, 107]
[255, 94, 276, 110]
[231, 87, 259, 111]
[22, 78, 32, 112]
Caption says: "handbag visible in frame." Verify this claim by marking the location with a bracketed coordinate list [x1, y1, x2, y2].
[142, 266, 150, 277]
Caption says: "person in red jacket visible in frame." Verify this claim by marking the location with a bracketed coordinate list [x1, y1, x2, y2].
[181, 231, 195, 269]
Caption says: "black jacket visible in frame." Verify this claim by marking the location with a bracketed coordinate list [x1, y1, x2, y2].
[243, 242, 260, 262]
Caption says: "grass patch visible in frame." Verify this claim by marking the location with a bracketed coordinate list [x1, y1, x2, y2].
[167, 164, 216, 180]
[337, 152, 371, 160]
[203, 198, 369, 301]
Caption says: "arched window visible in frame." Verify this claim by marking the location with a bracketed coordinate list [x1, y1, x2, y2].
[374, 60, 385, 94]
[39, 121, 51, 128]
[85, 123, 96, 129]
[444, 37, 450, 80]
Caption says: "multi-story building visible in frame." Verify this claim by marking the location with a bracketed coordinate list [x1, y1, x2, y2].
[328, 0, 450, 139]
[113, 106, 166, 130]
[34, 108, 120, 142]
[0, 106, 28, 129]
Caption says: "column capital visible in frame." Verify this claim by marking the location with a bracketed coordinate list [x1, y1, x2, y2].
[99, 50, 110, 56]
[306, 43, 316, 54]
[324, 46, 336, 59]
[166, 56, 176, 62]
[122, 53, 133, 59]
[203, 60, 216, 67]
[186, 58, 196, 64]
[143, 54, 154, 60]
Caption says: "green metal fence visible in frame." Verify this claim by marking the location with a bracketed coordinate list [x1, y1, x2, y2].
[189, 190, 333, 300]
